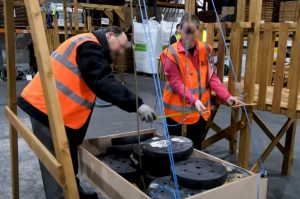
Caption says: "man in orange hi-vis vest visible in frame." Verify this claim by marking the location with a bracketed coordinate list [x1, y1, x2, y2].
[18, 26, 157, 199]
[161, 14, 241, 150]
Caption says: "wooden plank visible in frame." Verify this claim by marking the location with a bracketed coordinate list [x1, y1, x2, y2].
[257, 23, 273, 109]
[272, 23, 288, 113]
[287, 23, 300, 118]
[53, 15, 60, 49]
[251, 118, 294, 172]
[77, 3, 123, 10]
[156, 1, 185, 9]
[287, 31, 296, 89]
[23, 0, 79, 198]
[104, 10, 114, 23]
[216, 23, 226, 82]
[73, 0, 79, 33]
[282, 120, 298, 175]
[229, 108, 240, 154]
[63, 0, 68, 39]
[228, 23, 238, 93]
[114, 9, 125, 22]
[87, 16, 92, 32]
[5, 107, 65, 186]
[4, 1, 19, 198]
[68, 11, 73, 36]
[255, 32, 263, 84]
[206, 23, 214, 46]
[202, 121, 245, 149]
[185, 0, 196, 14]
[237, 0, 246, 21]
[239, 0, 262, 169]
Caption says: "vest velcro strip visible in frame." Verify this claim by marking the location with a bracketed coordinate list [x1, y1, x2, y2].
[55, 79, 94, 109]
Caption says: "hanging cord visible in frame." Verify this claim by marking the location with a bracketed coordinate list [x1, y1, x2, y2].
[210, 0, 267, 198]
[137, 0, 181, 198]
[129, 0, 147, 190]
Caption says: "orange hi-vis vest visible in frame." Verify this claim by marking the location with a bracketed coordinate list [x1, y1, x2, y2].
[21, 33, 99, 129]
[161, 41, 214, 124]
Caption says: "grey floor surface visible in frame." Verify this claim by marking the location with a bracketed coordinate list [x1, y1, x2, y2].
[0, 74, 299, 199]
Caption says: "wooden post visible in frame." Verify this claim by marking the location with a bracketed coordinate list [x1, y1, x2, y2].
[237, 0, 246, 22]
[238, 0, 262, 169]
[87, 15, 92, 32]
[4, 1, 19, 198]
[53, 15, 60, 49]
[23, 0, 79, 198]
[185, 0, 196, 14]
[216, 23, 226, 82]
[63, 0, 68, 39]
[73, 0, 79, 33]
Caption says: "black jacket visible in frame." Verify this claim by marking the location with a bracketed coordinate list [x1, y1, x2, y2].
[18, 30, 143, 138]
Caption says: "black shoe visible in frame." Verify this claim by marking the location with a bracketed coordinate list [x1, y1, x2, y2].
[78, 186, 98, 199]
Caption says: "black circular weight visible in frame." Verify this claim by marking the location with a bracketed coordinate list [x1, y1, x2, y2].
[97, 154, 139, 181]
[132, 144, 170, 176]
[175, 158, 227, 189]
[147, 176, 204, 199]
[107, 144, 136, 156]
[111, 134, 154, 145]
[142, 136, 194, 161]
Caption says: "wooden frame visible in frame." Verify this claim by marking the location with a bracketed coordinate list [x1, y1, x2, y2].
[78, 129, 268, 199]
[194, 1, 300, 175]
[4, 0, 80, 198]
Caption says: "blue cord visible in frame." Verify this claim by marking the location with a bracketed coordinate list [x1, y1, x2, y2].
[210, 0, 267, 198]
[137, 0, 181, 198]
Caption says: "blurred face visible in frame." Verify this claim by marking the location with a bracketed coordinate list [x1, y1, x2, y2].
[176, 26, 181, 34]
[106, 32, 128, 54]
[180, 22, 199, 47]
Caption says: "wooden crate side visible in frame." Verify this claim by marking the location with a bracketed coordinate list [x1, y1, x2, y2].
[272, 23, 288, 113]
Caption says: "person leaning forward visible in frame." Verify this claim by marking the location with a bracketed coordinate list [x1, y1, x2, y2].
[17, 26, 157, 199]
[161, 14, 241, 150]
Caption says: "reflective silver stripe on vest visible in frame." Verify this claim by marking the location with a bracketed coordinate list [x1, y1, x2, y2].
[164, 84, 206, 95]
[163, 100, 211, 113]
[51, 51, 82, 79]
[55, 79, 94, 109]
[63, 35, 93, 57]
[168, 45, 180, 65]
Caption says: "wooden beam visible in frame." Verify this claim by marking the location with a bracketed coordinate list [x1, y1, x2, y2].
[272, 23, 288, 113]
[77, 3, 123, 10]
[287, 23, 300, 118]
[253, 112, 285, 154]
[87, 16, 92, 32]
[73, 0, 79, 33]
[114, 9, 125, 22]
[156, 1, 185, 9]
[63, 0, 68, 39]
[202, 121, 245, 149]
[5, 107, 65, 187]
[185, 0, 196, 14]
[4, 1, 19, 198]
[257, 23, 273, 109]
[53, 15, 60, 49]
[238, 0, 262, 169]
[23, 0, 79, 198]
[216, 23, 226, 82]
[237, 0, 246, 21]
[104, 10, 114, 23]
[251, 118, 294, 172]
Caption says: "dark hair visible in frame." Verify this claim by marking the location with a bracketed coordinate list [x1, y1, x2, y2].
[180, 14, 200, 28]
[176, 24, 181, 29]
[104, 26, 124, 36]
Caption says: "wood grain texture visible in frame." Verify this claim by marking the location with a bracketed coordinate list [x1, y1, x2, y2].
[272, 23, 288, 113]
[23, 0, 79, 198]
[4, 1, 19, 198]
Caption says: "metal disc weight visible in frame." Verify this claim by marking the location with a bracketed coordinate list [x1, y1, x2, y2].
[175, 158, 227, 189]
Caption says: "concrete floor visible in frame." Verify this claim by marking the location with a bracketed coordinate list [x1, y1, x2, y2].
[0, 74, 299, 199]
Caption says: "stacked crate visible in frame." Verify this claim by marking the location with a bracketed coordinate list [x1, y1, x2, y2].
[245, 0, 277, 22]
[279, 1, 300, 22]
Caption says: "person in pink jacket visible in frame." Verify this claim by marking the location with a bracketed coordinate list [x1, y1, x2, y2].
[162, 14, 241, 149]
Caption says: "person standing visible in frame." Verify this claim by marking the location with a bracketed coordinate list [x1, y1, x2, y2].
[161, 14, 241, 149]
[18, 26, 157, 199]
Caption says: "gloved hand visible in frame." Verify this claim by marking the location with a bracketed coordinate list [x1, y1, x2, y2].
[226, 96, 244, 106]
[138, 104, 157, 123]
[195, 100, 207, 112]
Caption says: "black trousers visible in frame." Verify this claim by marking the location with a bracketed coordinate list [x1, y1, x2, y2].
[166, 117, 207, 150]
[30, 116, 87, 199]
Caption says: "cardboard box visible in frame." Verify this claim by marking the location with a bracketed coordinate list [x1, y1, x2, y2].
[79, 129, 268, 199]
